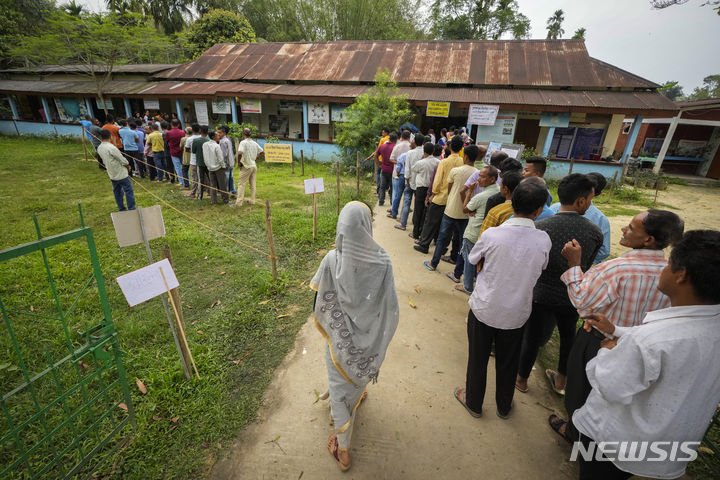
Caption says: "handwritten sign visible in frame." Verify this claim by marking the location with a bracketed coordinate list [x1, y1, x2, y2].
[426, 101, 450, 118]
[304, 177, 325, 195]
[111, 206, 165, 247]
[144, 99, 160, 110]
[194, 100, 209, 125]
[468, 104, 499, 125]
[264, 143, 293, 163]
[116, 259, 179, 307]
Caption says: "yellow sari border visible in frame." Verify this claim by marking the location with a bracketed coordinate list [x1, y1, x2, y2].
[309, 282, 319, 291]
[314, 315, 356, 386]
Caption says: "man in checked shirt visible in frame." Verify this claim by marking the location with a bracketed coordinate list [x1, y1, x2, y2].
[546, 209, 684, 443]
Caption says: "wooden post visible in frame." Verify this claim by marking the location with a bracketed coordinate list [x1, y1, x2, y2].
[265, 200, 278, 282]
[301, 149, 305, 176]
[312, 174, 317, 241]
[607, 171, 619, 202]
[291, 152, 295, 174]
[336, 161, 341, 215]
[568, 157, 576, 175]
[81, 126, 89, 162]
[620, 154, 630, 186]
[356, 151, 361, 197]
[158, 263, 199, 379]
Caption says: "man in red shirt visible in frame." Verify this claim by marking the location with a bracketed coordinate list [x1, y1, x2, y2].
[375, 132, 397, 206]
[102, 115, 122, 150]
[165, 119, 187, 187]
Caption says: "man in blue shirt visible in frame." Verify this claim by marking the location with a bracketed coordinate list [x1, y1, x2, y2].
[118, 119, 139, 177]
[79, 114, 93, 141]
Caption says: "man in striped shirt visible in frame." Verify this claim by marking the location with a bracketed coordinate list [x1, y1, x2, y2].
[547, 209, 684, 443]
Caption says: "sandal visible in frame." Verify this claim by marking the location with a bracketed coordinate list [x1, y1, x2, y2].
[545, 369, 566, 395]
[454, 284, 471, 294]
[328, 434, 351, 471]
[423, 260, 436, 272]
[514, 382, 528, 393]
[446, 272, 461, 283]
[453, 386, 482, 418]
[548, 414, 572, 444]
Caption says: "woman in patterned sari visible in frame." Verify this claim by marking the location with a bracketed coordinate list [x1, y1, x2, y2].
[311, 201, 399, 472]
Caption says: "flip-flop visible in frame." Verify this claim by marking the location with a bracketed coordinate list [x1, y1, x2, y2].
[514, 382, 529, 393]
[454, 284, 471, 295]
[446, 272, 461, 283]
[545, 369, 566, 395]
[453, 386, 482, 418]
[423, 260, 436, 271]
[548, 414, 572, 444]
[328, 435, 351, 471]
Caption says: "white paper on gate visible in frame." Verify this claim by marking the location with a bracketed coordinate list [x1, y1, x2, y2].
[304, 177, 325, 195]
[116, 258, 179, 307]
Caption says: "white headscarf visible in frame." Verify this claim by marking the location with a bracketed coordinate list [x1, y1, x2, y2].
[311, 202, 399, 385]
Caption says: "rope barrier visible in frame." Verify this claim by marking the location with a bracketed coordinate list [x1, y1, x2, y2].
[85, 129, 272, 258]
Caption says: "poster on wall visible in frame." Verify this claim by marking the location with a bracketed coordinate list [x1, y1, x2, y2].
[308, 103, 330, 124]
[426, 101, 450, 117]
[144, 98, 160, 110]
[211, 98, 232, 115]
[240, 99, 262, 114]
[475, 111, 518, 144]
[269, 115, 289, 136]
[194, 100, 209, 125]
[539, 112, 571, 128]
[331, 104, 349, 122]
[96, 98, 113, 110]
[467, 104, 499, 125]
[278, 100, 303, 112]
[54, 97, 88, 122]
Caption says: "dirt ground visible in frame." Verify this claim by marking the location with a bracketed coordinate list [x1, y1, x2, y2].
[210, 183, 716, 480]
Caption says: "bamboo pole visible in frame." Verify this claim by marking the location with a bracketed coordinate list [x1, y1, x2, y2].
[336, 161, 341, 215]
[301, 149, 305, 176]
[312, 174, 317, 240]
[81, 126, 89, 162]
[568, 157, 576, 175]
[620, 154, 630, 186]
[265, 200, 278, 282]
[162, 246, 198, 378]
[356, 151, 361, 197]
[607, 171, 619, 202]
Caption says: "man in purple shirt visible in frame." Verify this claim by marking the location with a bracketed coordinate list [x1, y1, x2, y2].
[454, 179, 551, 420]
[375, 132, 397, 206]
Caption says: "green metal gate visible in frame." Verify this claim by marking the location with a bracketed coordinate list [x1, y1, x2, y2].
[1, 207, 135, 479]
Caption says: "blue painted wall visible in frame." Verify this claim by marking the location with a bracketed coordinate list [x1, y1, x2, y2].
[545, 159, 623, 181]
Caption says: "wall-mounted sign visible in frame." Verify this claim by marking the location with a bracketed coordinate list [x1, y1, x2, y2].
[194, 100, 209, 125]
[211, 98, 232, 114]
[475, 111, 518, 144]
[264, 143, 293, 163]
[467, 104, 499, 125]
[278, 100, 303, 112]
[331, 104, 349, 122]
[240, 99, 262, 114]
[308, 102, 330, 124]
[96, 98, 113, 110]
[426, 101, 450, 118]
[54, 97, 87, 123]
[539, 112, 571, 128]
[144, 99, 160, 110]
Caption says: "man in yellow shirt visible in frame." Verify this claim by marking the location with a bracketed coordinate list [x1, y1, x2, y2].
[146, 123, 166, 182]
[414, 136, 465, 254]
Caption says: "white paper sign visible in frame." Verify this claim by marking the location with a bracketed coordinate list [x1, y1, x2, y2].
[144, 98, 160, 110]
[468, 104, 499, 125]
[116, 259, 179, 307]
[194, 100, 209, 125]
[308, 103, 330, 124]
[111, 206, 166, 247]
[304, 177, 325, 194]
[240, 99, 262, 114]
[211, 98, 232, 114]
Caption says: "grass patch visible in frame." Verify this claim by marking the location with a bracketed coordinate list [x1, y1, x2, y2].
[0, 135, 374, 479]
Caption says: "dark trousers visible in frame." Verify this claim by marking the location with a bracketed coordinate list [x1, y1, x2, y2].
[208, 169, 229, 204]
[517, 303, 579, 379]
[126, 150, 143, 177]
[564, 328, 602, 442]
[197, 166, 210, 199]
[418, 203, 445, 250]
[465, 309, 525, 416]
[163, 152, 175, 183]
[412, 186, 428, 239]
[181, 164, 191, 187]
[577, 433, 633, 480]
[430, 215, 467, 268]
[146, 155, 157, 180]
[111, 177, 135, 211]
[379, 171, 392, 205]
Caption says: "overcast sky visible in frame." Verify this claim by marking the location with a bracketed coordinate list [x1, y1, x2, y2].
[75, 0, 719, 93]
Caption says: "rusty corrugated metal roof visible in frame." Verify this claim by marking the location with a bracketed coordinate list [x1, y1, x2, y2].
[0, 80, 153, 96]
[0, 64, 179, 74]
[156, 40, 659, 89]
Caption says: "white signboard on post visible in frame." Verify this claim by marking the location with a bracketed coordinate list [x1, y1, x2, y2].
[116, 258, 179, 307]
[308, 103, 330, 124]
[110, 206, 165, 247]
[468, 104, 500, 125]
[211, 98, 232, 114]
[144, 99, 160, 110]
[194, 100, 209, 125]
[304, 177, 325, 194]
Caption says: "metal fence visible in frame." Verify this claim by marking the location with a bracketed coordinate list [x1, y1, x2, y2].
[1, 207, 135, 479]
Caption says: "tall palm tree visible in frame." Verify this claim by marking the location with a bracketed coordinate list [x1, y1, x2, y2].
[62, 0, 84, 16]
[144, 0, 192, 34]
[546, 9, 564, 40]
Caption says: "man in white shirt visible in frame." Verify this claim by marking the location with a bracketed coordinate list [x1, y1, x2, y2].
[233, 128, 264, 206]
[573, 229, 720, 480]
[184, 124, 202, 198]
[396, 133, 425, 231]
[408, 143, 440, 240]
[388, 130, 412, 219]
[219, 126, 237, 196]
[202, 130, 229, 205]
[453, 179, 551, 420]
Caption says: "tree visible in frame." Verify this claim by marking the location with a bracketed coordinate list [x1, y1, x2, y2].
[659, 81, 685, 101]
[11, 11, 171, 115]
[62, 0, 85, 16]
[334, 70, 416, 166]
[0, 0, 56, 66]
[686, 75, 720, 100]
[183, 9, 256, 58]
[572, 27, 586, 39]
[430, 0, 531, 40]
[650, 0, 719, 14]
[546, 9, 564, 39]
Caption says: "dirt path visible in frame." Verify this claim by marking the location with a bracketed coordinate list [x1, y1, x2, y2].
[210, 203, 577, 479]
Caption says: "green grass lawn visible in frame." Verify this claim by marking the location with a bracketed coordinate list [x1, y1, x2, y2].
[0, 135, 374, 479]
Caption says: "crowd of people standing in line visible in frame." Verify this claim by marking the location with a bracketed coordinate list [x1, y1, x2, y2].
[79, 113, 264, 212]
[317, 125, 720, 479]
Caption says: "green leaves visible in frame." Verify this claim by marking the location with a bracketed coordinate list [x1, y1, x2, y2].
[182, 9, 256, 59]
